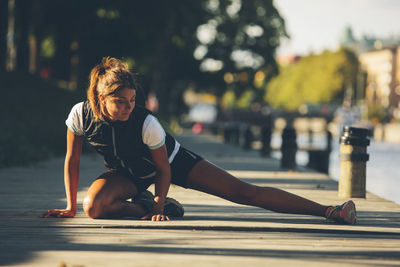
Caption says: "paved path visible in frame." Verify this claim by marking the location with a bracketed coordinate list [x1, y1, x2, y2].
[1, 131, 399, 266]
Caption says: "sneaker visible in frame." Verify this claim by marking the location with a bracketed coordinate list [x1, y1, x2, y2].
[164, 197, 184, 218]
[325, 200, 357, 224]
[134, 190, 155, 214]
[134, 190, 184, 218]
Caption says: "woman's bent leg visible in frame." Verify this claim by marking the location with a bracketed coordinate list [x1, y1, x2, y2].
[83, 170, 146, 219]
[186, 160, 328, 217]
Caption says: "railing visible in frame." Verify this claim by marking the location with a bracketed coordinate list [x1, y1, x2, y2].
[199, 110, 333, 173]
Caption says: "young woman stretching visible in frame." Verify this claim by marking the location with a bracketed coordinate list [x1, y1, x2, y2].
[41, 57, 357, 224]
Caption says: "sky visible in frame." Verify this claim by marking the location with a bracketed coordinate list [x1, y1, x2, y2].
[274, 0, 400, 56]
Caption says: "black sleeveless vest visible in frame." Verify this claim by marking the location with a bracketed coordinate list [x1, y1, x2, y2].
[82, 101, 176, 179]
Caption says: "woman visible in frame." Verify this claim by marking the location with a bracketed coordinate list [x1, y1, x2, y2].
[42, 57, 356, 224]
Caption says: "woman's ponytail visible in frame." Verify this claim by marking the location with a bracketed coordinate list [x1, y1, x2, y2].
[87, 65, 104, 121]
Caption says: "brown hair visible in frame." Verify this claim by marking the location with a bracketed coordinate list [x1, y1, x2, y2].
[87, 57, 136, 121]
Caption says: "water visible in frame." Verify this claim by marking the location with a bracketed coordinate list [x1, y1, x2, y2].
[271, 133, 400, 205]
[330, 140, 400, 205]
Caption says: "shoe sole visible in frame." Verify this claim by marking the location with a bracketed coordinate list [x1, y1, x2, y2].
[340, 200, 357, 224]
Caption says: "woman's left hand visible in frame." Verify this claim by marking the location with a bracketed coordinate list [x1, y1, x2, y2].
[141, 213, 170, 221]
[140, 198, 170, 221]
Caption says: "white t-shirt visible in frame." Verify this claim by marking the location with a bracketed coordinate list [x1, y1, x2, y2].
[65, 102, 166, 150]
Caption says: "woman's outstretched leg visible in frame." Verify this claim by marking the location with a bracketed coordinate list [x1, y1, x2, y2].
[186, 160, 328, 217]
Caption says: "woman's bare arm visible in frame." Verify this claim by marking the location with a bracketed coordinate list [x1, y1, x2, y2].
[41, 129, 83, 218]
[142, 144, 171, 221]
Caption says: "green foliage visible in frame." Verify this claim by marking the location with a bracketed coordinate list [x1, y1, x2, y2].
[236, 89, 255, 109]
[0, 72, 80, 167]
[4, 0, 287, 116]
[197, 0, 287, 98]
[367, 103, 389, 123]
[221, 90, 236, 109]
[265, 48, 359, 111]
[40, 36, 55, 59]
[220, 88, 255, 109]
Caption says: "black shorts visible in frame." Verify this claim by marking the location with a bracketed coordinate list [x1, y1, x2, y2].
[113, 146, 203, 192]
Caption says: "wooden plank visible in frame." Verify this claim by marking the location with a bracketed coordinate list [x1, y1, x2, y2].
[1, 131, 399, 266]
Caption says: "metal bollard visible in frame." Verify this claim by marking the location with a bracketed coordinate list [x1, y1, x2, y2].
[231, 123, 240, 145]
[223, 124, 231, 143]
[280, 126, 297, 169]
[306, 131, 332, 174]
[338, 126, 370, 198]
[260, 124, 272, 157]
[242, 125, 253, 150]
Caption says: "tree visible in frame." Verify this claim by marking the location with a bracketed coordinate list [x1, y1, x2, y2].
[265, 48, 359, 111]
[0, 0, 8, 72]
[193, 0, 287, 101]
[2, 0, 287, 117]
[117, 1, 207, 116]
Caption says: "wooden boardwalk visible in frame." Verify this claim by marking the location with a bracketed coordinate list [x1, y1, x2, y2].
[1, 131, 399, 266]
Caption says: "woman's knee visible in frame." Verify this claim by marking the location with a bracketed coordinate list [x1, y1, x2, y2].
[83, 194, 108, 219]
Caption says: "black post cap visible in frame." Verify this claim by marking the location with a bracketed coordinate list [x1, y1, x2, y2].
[342, 126, 370, 138]
[340, 126, 370, 146]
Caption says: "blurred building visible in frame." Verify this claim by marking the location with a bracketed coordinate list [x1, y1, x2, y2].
[359, 46, 400, 118]
[340, 26, 400, 119]
[340, 26, 400, 55]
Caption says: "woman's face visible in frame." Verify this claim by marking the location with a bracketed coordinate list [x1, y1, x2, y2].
[102, 87, 136, 121]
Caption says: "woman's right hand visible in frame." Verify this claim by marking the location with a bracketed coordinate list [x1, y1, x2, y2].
[43, 130, 82, 219]
[40, 209, 76, 218]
